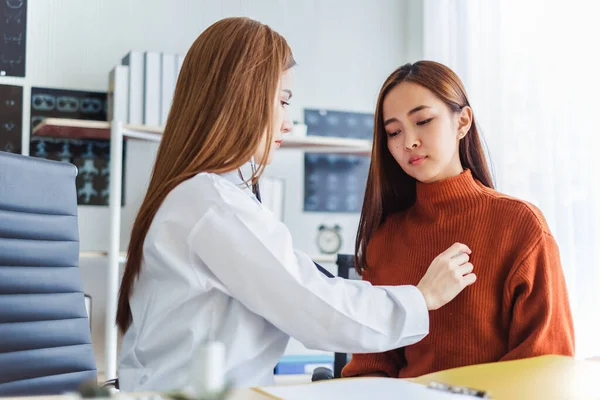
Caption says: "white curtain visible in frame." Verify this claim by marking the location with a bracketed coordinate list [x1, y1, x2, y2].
[422, 0, 600, 359]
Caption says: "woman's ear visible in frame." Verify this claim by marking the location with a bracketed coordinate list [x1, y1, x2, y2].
[457, 106, 473, 138]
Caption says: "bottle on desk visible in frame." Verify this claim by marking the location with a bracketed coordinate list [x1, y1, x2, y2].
[190, 341, 229, 400]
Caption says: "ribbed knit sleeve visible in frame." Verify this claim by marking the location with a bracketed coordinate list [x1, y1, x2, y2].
[501, 232, 575, 360]
[341, 349, 405, 378]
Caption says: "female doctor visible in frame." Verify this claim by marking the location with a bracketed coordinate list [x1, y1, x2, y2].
[116, 17, 477, 392]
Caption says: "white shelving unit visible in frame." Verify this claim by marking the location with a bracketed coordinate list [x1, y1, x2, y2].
[32, 117, 372, 380]
[32, 118, 372, 153]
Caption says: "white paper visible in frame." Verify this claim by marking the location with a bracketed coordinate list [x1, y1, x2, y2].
[258, 378, 476, 400]
[121, 51, 144, 125]
[159, 53, 176, 126]
[143, 51, 161, 126]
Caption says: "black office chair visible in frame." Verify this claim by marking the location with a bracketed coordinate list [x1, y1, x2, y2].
[311, 254, 358, 381]
[332, 254, 359, 378]
[0, 151, 97, 395]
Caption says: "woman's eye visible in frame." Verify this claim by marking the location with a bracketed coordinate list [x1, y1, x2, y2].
[281, 101, 290, 108]
[387, 130, 401, 138]
[417, 118, 433, 126]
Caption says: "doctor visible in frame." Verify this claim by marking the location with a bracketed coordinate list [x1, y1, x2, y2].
[116, 17, 477, 391]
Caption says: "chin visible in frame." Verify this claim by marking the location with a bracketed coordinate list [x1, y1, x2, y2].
[403, 166, 438, 184]
[253, 152, 274, 166]
[262, 155, 274, 166]
[418, 175, 438, 184]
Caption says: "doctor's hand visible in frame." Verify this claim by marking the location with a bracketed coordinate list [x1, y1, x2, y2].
[416, 243, 476, 311]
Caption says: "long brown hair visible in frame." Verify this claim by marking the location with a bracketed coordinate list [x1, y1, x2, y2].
[116, 17, 296, 332]
[355, 61, 493, 274]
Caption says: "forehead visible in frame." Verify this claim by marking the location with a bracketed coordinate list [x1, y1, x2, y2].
[279, 68, 294, 89]
[383, 82, 441, 117]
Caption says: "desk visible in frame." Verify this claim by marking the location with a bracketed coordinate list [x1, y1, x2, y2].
[4, 356, 598, 400]
[410, 355, 600, 399]
[230, 389, 270, 400]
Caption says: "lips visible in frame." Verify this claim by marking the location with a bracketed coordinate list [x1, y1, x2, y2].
[275, 140, 283, 147]
[409, 155, 426, 165]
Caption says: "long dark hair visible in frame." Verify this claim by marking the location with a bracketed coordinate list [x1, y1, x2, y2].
[355, 61, 493, 274]
[116, 17, 296, 333]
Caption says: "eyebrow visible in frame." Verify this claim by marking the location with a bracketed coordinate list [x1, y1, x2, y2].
[282, 89, 293, 99]
[383, 105, 431, 126]
[408, 105, 431, 115]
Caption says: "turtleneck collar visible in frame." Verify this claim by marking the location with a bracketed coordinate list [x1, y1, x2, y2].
[413, 169, 484, 216]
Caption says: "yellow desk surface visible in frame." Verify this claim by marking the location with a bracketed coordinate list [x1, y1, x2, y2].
[410, 355, 600, 399]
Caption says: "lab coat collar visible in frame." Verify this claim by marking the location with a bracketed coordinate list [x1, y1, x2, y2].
[218, 163, 258, 201]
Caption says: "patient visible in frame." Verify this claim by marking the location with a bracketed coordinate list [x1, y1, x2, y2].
[342, 61, 575, 379]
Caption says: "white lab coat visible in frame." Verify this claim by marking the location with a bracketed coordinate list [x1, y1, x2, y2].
[118, 168, 429, 392]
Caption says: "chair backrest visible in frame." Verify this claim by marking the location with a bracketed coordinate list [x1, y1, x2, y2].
[333, 254, 360, 378]
[0, 151, 97, 396]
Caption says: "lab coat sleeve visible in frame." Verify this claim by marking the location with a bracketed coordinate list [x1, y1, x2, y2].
[187, 200, 429, 354]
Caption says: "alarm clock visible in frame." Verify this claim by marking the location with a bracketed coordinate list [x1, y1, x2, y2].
[317, 224, 342, 254]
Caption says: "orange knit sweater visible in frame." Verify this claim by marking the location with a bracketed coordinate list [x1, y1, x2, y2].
[342, 169, 575, 379]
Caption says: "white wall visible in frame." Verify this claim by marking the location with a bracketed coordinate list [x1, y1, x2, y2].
[0, 0, 421, 374]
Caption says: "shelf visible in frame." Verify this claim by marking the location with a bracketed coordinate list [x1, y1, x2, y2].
[283, 135, 371, 154]
[32, 119, 111, 140]
[31, 118, 372, 154]
[31, 118, 163, 142]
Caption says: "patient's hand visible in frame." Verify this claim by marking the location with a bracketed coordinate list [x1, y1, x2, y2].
[416, 242, 476, 310]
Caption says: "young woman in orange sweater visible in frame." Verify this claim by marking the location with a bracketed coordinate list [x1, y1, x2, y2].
[342, 61, 575, 379]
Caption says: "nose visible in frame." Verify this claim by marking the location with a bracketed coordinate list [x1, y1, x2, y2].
[404, 130, 420, 151]
[281, 117, 293, 135]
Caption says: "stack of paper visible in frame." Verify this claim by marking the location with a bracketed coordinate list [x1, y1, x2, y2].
[257, 378, 476, 400]
[118, 50, 187, 127]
